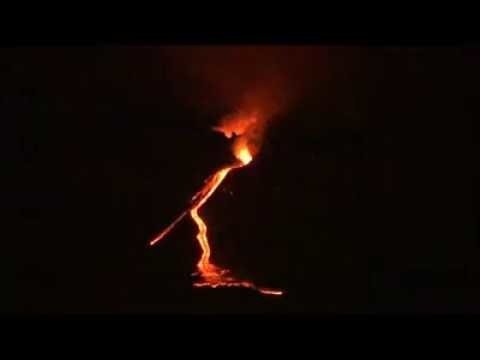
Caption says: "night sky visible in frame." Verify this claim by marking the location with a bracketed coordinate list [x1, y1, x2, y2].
[5, 46, 476, 313]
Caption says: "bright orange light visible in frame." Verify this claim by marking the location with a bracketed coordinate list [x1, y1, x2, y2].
[149, 111, 283, 296]
[235, 147, 253, 165]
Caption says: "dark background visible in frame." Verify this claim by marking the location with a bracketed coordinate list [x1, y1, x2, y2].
[4, 46, 476, 313]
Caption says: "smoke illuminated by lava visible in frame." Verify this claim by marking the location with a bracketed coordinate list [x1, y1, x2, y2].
[150, 111, 282, 296]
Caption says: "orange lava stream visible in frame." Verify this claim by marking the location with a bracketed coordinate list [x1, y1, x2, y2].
[149, 159, 282, 296]
[188, 163, 282, 296]
[190, 167, 233, 272]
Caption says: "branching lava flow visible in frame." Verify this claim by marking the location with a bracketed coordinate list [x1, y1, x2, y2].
[149, 112, 283, 296]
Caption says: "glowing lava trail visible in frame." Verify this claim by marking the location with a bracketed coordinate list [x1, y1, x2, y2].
[149, 113, 282, 296]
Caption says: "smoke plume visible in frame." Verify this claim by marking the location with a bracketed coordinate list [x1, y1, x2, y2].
[161, 46, 326, 152]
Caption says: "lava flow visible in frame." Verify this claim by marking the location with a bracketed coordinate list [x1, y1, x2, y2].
[149, 113, 282, 297]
